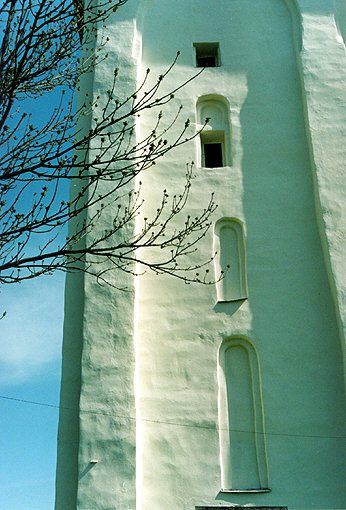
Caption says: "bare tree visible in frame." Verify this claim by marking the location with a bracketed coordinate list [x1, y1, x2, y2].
[0, 0, 216, 286]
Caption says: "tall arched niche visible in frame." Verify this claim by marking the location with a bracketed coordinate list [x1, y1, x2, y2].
[196, 95, 231, 168]
[214, 218, 247, 302]
[218, 337, 269, 491]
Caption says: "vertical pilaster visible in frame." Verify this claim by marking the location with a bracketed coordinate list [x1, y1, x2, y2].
[56, 2, 142, 508]
[298, 0, 346, 380]
[76, 6, 140, 507]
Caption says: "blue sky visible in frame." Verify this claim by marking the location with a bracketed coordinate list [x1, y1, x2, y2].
[0, 3, 83, 506]
[0, 8, 73, 503]
[0, 273, 64, 509]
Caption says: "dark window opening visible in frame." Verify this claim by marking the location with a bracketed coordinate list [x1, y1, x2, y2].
[194, 43, 220, 68]
[204, 143, 223, 168]
[198, 55, 217, 67]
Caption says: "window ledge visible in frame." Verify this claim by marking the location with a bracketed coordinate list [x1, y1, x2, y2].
[199, 165, 232, 170]
[220, 488, 271, 493]
[217, 297, 248, 303]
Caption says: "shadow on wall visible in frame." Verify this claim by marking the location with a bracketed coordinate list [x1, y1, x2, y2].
[234, 0, 346, 506]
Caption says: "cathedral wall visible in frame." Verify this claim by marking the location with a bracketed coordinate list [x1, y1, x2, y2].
[56, 1, 346, 509]
[135, 1, 346, 509]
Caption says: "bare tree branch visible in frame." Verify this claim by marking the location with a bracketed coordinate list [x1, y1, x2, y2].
[0, 0, 217, 287]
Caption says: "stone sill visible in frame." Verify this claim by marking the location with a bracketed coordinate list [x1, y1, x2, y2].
[220, 488, 271, 494]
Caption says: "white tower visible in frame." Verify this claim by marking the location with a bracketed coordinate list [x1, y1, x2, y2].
[56, 1, 346, 509]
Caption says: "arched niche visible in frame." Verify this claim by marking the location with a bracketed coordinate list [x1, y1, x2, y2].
[214, 218, 247, 302]
[196, 95, 231, 168]
[218, 337, 269, 491]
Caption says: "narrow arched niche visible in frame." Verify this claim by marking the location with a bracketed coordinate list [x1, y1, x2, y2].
[214, 218, 247, 302]
[218, 337, 269, 491]
[196, 95, 231, 168]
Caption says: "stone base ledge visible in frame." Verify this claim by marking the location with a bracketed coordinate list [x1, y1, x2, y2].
[196, 507, 288, 510]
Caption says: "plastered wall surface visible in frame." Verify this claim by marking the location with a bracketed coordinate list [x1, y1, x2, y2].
[55, 1, 346, 509]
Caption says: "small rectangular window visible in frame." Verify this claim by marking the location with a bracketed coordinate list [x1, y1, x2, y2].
[194, 42, 220, 67]
[204, 143, 223, 168]
[200, 129, 225, 168]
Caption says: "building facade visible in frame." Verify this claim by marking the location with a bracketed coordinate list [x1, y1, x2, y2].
[56, 1, 346, 509]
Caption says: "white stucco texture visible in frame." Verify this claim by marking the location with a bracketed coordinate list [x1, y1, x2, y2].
[55, 1, 346, 509]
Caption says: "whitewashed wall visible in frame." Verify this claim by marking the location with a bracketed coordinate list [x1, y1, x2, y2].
[56, 1, 346, 509]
